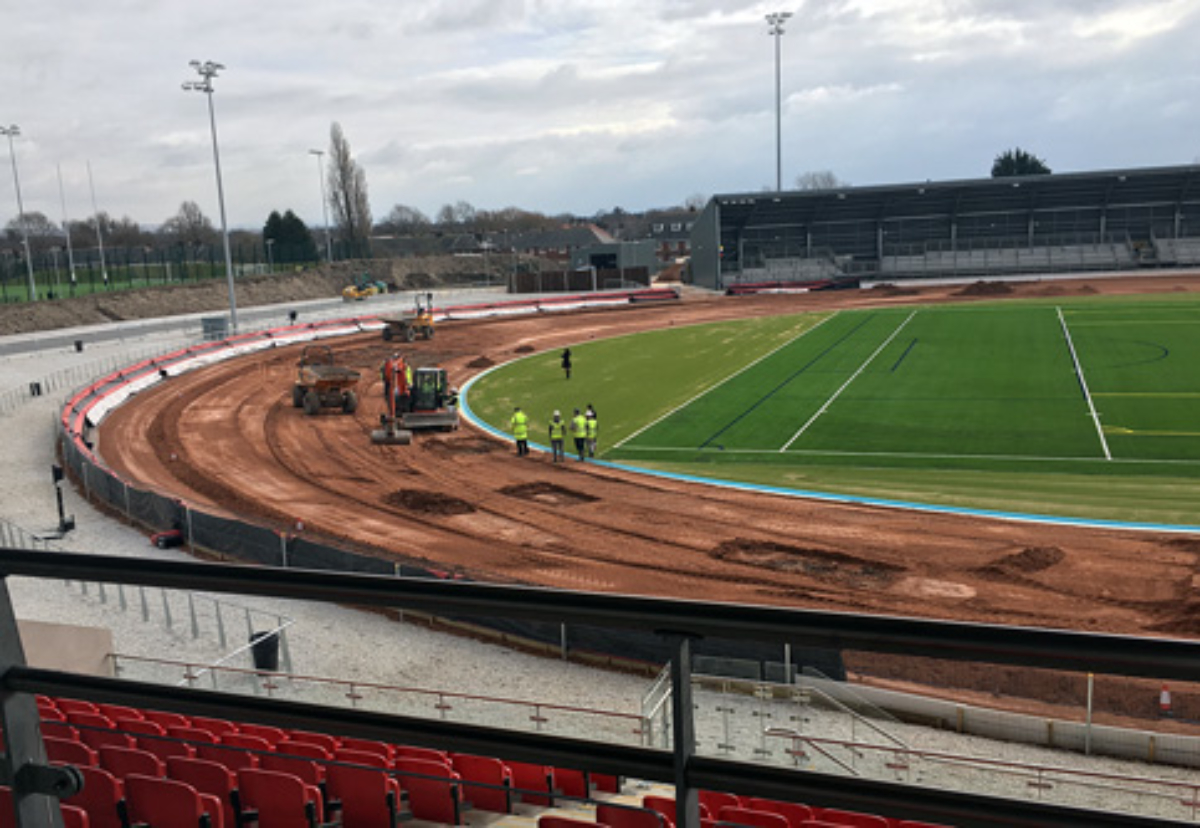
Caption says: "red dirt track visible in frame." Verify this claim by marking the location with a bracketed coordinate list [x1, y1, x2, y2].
[100, 276, 1200, 641]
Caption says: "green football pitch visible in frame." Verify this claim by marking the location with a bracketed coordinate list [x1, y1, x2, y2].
[464, 293, 1200, 526]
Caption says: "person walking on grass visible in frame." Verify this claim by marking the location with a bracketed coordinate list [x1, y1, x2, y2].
[571, 408, 587, 461]
[549, 410, 565, 463]
[561, 348, 572, 380]
[585, 406, 598, 458]
[510, 406, 529, 456]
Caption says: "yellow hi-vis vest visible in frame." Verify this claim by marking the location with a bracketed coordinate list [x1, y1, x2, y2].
[549, 420, 565, 440]
[571, 414, 587, 438]
[511, 411, 529, 440]
[586, 417, 597, 439]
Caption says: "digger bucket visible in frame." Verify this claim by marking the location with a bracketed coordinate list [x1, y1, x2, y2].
[371, 424, 413, 445]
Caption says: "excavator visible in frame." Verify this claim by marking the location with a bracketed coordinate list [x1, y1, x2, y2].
[371, 353, 459, 445]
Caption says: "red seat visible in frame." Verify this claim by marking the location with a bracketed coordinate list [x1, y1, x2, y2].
[287, 730, 339, 753]
[238, 767, 325, 828]
[55, 699, 99, 716]
[553, 766, 588, 800]
[197, 734, 268, 774]
[699, 791, 741, 816]
[338, 737, 393, 761]
[61, 804, 89, 828]
[450, 753, 512, 814]
[65, 712, 134, 752]
[718, 806, 790, 828]
[263, 744, 328, 788]
[38, 706, 67, 722]
[539, 817, 606, 828]
[44, 736, 99, 768]
[142, 709, 191, 729]
[114, 717, 196, 763]
[393, 745, 448, 763]
[643, 795, 712, 825]
[190, 717, 239, 739]
[815, 809, 890, 828]
[64, 766, 126, 828]
[507, 760, 555, 806]
[325, 749, 404, 828]
[238, 723, 287, 746]
[125, 773, 223, 828]
[98, 745, 165, 780]
[593, 773, 621, 793]
[167, 756, 240, 828]
[597, 802, 667, 828]
[896, 822, 955, 828]
[393, 757, 463, 825]
[743, 798, 815, 828]
[96, 704, 143, 723]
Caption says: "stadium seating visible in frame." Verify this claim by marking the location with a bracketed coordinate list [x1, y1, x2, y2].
[717, 805, 789, 828]
[450, 753, 513, 813]
[507, 760, 556, 806]
[43, 736, 98, 768]
[166, 756, 241, 828]
[337, 736, 393, 760]
[65, 712, 134, 752]
[814, 808, 889, 827]
[698, 791, 741, 816]
[643, 794, 713, 824]
[743, 797, 815, 827]
[596, 802, 668, 828]
[324, 749, 405, 828]
[539, 817, 607, 828]
[287, 730, 339, 753]
[124, 773, 224, 828]
[65, 766, 126, 828]
[97, 745, 164, 779]
[393, 744, 449, 763]
[239, 723, 288, 746]
[238, 766, 327, 828]
[262, 742, 329, 789]
[392, 757, 464, 824]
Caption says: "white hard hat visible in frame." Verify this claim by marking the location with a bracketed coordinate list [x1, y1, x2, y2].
[554, 410, 560, 417]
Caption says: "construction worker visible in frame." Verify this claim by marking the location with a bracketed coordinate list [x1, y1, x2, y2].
[548, 410, 565, 463]
[561, 348, 572, 380]
[571, 408, 587, 461]
[585, 407, 598, 458]
[510, 406, 530, 456]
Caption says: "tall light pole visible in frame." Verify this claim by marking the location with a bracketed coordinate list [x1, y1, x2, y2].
[183, 60, 238, 333]
[308, 149, 333, 264]
[56, 163, 78, 288]
[1, 125, 37, 301]
[87, 160, 110, 286]
[766, 11, 792, 192]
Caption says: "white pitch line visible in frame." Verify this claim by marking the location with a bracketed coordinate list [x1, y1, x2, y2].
[780, 310, 918, 452]
[1057, 306, 1112, 461]
[612, 313, 837, 450]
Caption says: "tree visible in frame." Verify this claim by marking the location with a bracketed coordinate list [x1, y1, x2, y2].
[327, 122, 372, 248]
[264, 209, 317, 263]
[5, 211, 60, 254]
[159, 201, 217, 246]
[992, 148, 1051, 178]
[794, 170, 847, 190]
[377, 204, 431, 235]
[435, 200, 477, 230]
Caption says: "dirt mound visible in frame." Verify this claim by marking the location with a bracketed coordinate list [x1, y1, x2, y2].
[382, 489, 476, 515]
[499, 482, 599, 505]
[984, 546, 1065, 575]
[955, 280, 1014, 297]
[870, 283, 921, 297]
[466, 356, 495, 369]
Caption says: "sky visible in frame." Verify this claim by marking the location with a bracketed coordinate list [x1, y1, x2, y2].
[2, 0, 1199, 232]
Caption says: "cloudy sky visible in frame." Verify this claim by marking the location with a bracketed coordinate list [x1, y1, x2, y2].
[2, 0, 1198, 231]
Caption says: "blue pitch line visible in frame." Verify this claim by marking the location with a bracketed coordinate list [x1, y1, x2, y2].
[698, 314, 877, 450]
[890, 338, 918, 373]
[457, 370, 1200, 535]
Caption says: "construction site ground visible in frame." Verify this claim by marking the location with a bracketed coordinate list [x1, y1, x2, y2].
[95, 273, 1200, 726]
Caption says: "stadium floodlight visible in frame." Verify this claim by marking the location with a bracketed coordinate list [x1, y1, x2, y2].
[308, 149, 334, 263]
[183, 60, 238, 334]
[765, 11, 792, 192]
[1, 124, 37, 302]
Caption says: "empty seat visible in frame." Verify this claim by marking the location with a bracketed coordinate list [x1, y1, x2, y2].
[815, 809, 889, 828]
[142, 709, 191, 729]
[168, 725, 219, 746]
[197, 734, 268, 774]
[718, 806, 789, 828]
[96, 704, 143, 723]
[98, 745, 165, 779]
[287, 730, 339, 753]
[553, 766, 588, 800]
[592, 773, 621, 793]
[262, 744, 328, 789]
[507, 761, 555, 806]
[190, 717, 239, 739]
[167, 756, 241, 828]
[643, 795, 711, 824]
[743, 798, 815, 828]
[450, 753, 512, 814]
[124, 773, 224, 828]
[698, 791, 741, 816]
[238, 767, 326, 828]
[54, 699, 99, 716]
[597, 802, 667, 828]
[393, 757, 463, 825]
[44, 736, 99, 768]
[114, 717, 196, 763]
[64, 766, 126, 828]
[539, 817, 606, 828]
[65, 712, 134, 752]
[325, 749, 404, 828]
[238, 723, 287, 746]
[392, 745, 448, 763]
[337, 737, 393, 761]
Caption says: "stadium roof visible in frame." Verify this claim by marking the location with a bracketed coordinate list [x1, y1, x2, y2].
[712, 164, 1200, 231]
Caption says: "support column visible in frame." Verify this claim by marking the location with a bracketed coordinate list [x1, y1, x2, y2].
[669, 634, 699, 828]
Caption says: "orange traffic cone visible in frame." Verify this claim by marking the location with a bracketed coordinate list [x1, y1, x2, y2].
[1160, 683, 1173, 717]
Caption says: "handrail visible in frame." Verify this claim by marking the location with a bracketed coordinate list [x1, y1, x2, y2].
[6, 549, 1200, 682]
[1, 548, 1185, 827]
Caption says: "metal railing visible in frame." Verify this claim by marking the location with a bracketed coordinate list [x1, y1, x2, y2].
[3, 548, 1197, 827]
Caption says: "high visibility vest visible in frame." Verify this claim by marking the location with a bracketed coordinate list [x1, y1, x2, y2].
[549, 420, 565, 440]
[586, 417, 597, 439]
[571, 415, 587, 438]
[511, 411, 529, 440]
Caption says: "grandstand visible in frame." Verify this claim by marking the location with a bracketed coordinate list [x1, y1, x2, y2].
[689, 164, 1200, 290]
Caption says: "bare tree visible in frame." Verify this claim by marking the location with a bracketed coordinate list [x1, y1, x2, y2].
[327, 122, 372, 244]
[377, 204, 431, 235]
[5, 211, 60, 255]
[794, 170, 847, 190]
[159, 201, 217, 246]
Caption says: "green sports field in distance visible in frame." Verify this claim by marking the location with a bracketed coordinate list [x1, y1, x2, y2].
[465, 292, 1200, 526]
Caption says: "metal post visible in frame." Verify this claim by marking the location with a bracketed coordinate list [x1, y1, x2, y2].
[86, 161, 110, 286]
[765, 13, 792, 192]
[1085, 672, 1094, 756]
[1, 126, 37, 301]
[668, 635, 699, 828]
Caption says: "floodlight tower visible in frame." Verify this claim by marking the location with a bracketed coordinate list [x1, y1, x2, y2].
[182, 60, 238, 333]
[1, 125, 37, 301]
[765, 11, 792, 192]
